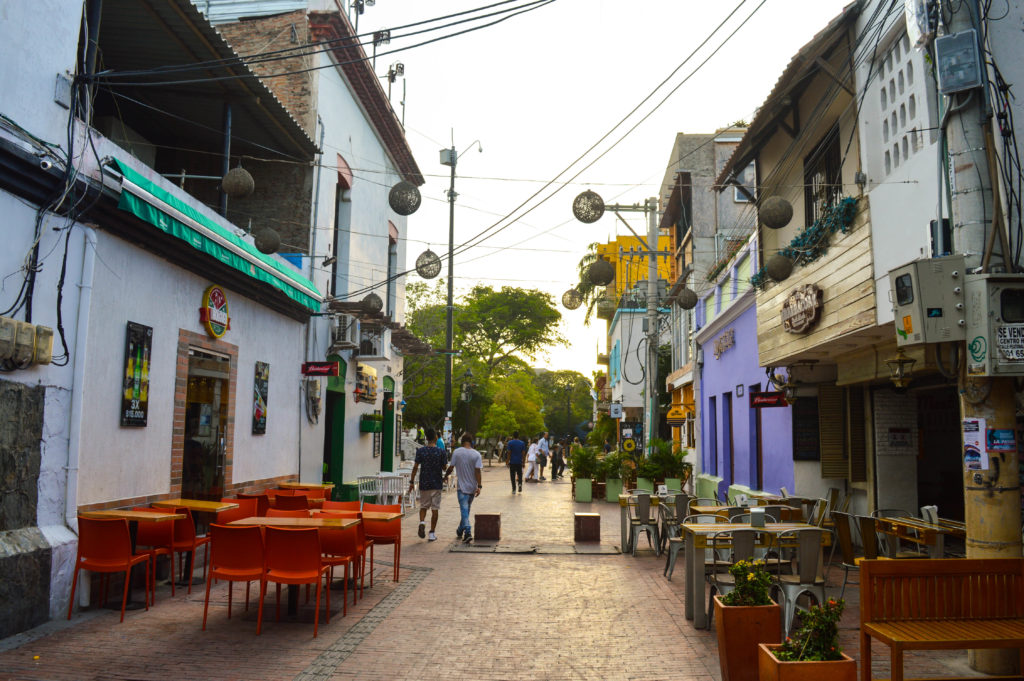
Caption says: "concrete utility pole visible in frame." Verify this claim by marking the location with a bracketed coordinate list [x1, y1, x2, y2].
[945, 2, 1021, 674]
[645, 197, 659, 456]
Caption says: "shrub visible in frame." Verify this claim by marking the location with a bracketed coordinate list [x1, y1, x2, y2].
[774, 598, 845, 661]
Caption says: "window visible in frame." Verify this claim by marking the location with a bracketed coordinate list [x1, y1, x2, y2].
[733, 163, 756, 203]
[792, 396, 820, 461]
[803, 125, 841, 227]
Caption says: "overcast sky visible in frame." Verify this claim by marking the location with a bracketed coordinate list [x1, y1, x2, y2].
[359, 0, 851, 378]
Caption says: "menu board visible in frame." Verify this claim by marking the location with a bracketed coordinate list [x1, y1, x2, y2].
[791, 396, 820, 461]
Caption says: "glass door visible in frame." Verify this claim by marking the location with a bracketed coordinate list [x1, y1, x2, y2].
[183, 349, 230, 500]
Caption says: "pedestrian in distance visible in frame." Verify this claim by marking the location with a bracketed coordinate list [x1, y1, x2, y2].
[603, 437, 612, 454]
[550, 440, 565, 480]
[537, 431, 549, 481]
[524, 438, 539, 482]
[407, 427, 446, 541]
[446, 433, 483, 543]
[505, 432, 526, 493]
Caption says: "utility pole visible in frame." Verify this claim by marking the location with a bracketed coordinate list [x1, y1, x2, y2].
[945, 2, 1021, 674]
[645, 196, 659, 456]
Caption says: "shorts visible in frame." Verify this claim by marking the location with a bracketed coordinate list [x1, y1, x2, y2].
[418, 489, 443, 509]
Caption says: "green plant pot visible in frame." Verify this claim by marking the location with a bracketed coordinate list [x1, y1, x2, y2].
[605, 478, 623, 502]
[574, 478, 592, 503]
[665, 477, 682, 491]
[636, 477, 654, 492]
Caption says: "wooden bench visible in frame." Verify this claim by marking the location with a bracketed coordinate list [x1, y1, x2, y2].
[860, 558, 1024, 681]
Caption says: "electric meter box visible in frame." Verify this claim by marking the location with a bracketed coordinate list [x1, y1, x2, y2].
[964, 273, 1024, 376]
[888, 256, 966, 346]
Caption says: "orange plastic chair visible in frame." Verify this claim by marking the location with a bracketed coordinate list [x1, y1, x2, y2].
[322, 500, 360, 512]
[291, 489, 324, 509]
[265, 508, 309, 519]
[236, 493, 269, 517]
[317, 510, 366, 593]
[171, 507, 211, 594]
[274, 495, 310, 511]
[217, 498, 257, 525]
[362, 503, 402, 583]
[69, 517, 151, 622]
[203, 524, 265, 630]
[314, 519, 354, 616]
[131, 506, 175, 603]
[259, 527, 331, 637]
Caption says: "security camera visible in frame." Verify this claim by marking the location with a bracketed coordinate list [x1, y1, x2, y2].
[40, 159, 53, 171]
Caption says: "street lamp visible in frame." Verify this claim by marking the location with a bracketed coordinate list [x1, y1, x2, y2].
[564, 384, 572, 440]
[439, 139, 483, 428]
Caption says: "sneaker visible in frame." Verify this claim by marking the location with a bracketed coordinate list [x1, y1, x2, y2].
[540, 476, 546, 480]
[428, 531, 437, 542]
[456, 528, 464, 539]
[462, 534, 472, 544]
[418, 522, 426, 539]
[518, 485, 522, 492]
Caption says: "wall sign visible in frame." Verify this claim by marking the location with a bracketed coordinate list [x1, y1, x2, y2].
[888, 427, 911, 447]
[666, 405, 687, 426]
[121, 321, 152, 427]
[781, 284, 823, 334]
[199, 285, 231, 338]
[963, 417, 988, 470]
[750, 391, 788, 408]
[302, 361, 339, 376]
[713, 328, 735, 359]
[253, 361, 269, 435]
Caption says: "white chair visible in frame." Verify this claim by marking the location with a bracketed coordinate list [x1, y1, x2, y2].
[398, 471, 413, 513]
[378, 475, 405, 507]
[357, 476, 380, 510]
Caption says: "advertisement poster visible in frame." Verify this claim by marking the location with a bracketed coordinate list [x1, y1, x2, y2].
[120, 322, 152, 427]
[986, 428, 1016, 452]
[962, 417, 988, 471]
[253, 361, 269, 435]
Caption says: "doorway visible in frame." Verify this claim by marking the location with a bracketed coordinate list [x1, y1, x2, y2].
[917, 387, 964, 521]
[183, 349, 230, 500]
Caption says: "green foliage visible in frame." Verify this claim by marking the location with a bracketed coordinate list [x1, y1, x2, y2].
[705, 236, 750, 282]
[489, 371, 545, 436]
[568, 444, 599, 480]
[646, 437, 692, 480]
[587, 413, 617, 446]
[599, 449, 627, 480]
[774, 599, 845, 661]
[477, 403, 518, 440]
[532, 369, 591, 438]
[574, 243, 603, 326]
[720, 560, 773, 607]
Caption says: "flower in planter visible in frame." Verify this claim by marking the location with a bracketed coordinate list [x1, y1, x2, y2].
[720, 559, 773, 607]
[773, 598, 845, 661]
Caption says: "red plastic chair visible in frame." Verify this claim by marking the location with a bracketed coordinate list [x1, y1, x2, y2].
[69, 517, 151, 622]
[171, 507, 211, 594]
[291, 489, 324, 509]
[362, 503, 402, 583]
[258, 527, 331, 637]
[318, 510, 367, 595]
[274, 495, 310, 511]
[236, 493, 269, 517]
[322, 500, 360, 512]
[203, 524, 265, 630]
[217, 498, 257, 525]
[131, 506, 175, 604]
[313, 517, 355, 616]
[265, 508, 309, 519]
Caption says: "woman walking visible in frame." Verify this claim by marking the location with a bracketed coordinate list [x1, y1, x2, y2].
[524, 438, 539, 482]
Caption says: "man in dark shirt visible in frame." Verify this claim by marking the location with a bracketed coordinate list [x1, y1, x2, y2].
[504, 431, 527, 494]
[407, 427, 447, 541]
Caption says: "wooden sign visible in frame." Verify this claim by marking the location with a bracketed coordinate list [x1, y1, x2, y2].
[749, 391, 788, 408]
[781, 284, 823, 334]
[713, 328, 735, 359]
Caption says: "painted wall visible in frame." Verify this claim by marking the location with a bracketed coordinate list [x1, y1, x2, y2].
[608, 309, 646, 408]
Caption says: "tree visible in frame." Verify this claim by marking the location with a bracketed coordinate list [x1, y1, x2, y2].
[488, 371, 545, 436]
[574, 242, 606, 325]
[532, 369, 592, 439]
[478, 403, 518, 440]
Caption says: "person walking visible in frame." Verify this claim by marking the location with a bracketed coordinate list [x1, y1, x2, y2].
[550, 439, 565, 480]
[505, 432, 526, 493]
[446, 433, 483, 543]
[524, 438, 539, 482]
[407, 427, 446, 541]
[537, 432, 549, 481]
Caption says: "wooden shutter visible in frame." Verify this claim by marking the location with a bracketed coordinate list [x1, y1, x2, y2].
[847, 386, 867, 482]
[818, 384, 847, 478]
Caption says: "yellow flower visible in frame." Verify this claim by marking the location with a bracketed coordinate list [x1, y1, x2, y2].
[747, 573, 755, 581]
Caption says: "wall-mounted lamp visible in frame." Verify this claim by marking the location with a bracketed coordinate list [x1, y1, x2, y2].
[735, 384, 744, 397]
[885, 349, 916, 389]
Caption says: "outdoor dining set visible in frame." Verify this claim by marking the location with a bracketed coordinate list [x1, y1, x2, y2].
[68, 482, 404, 638]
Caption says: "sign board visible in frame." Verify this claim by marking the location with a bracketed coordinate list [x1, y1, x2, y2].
[120, 321, 152, 427]
[609, 402, 623, 419]
[996, 324, 1024, 360]
[713, 328, 735, 359]
[199, 285, 230, 338]
[302, 361, 340, 376]
[781, 284, 823, 334]
[963, 417, 988, 470]
[665, 405, 687, 426]
[749, 391, 787, 408]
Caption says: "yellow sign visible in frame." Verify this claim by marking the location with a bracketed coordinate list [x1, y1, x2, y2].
[902, 315, 914, 334]
[200, 285, 230, 338]
[623, 439, 636, 452]
[666, 405, 687, 426]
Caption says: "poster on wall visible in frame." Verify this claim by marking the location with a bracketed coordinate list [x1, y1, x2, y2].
[253, 361, 269, 435]
[121, 321, 152, 427]
[962, 417, 988, 470]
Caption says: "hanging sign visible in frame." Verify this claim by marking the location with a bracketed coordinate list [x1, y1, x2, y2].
[302, 361, 339, 376]
[199, 285, 231, 338]
[666, 406, 687, 426]
[749, 391, 788, 408]
[781, 284, 823, 334]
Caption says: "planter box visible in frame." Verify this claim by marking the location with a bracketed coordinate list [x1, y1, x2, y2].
[757, 644, 856, 681]
[605, 478, 623, 501]
[714, 596, 782, 681]
[664, 477, 682, 491]
[636, 477, 654, 492]
[359, 419, 382, 433]
[574, 478, 592, 503]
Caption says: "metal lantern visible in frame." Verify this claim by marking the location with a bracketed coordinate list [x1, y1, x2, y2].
[388, 180, 422, 216]
[676, 288, 698, 310]
[253, 227, 281, 254]
[759, 196, 793, 229]
[587, 257, 615, 286]
[221, 167, 255, 198]
[415, 249, 442, 279]
[561, 288, 583, 310]
[572, 189, 605, 224]
[765, 254, 795, 281]
[361, 292, 383, 314]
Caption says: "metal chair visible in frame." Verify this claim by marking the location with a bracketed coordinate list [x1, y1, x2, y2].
[356, 476, 380, 510]
[707, 528, 774, 629]
[779, 486, 789, 498]
[808, 498, 828, 526]
[831, 511, 860, 599]
[774, 527, 828, 636]
[658, 493, 688, 553]
[761, 505, 787, 523]
[687, 497, 718, 513]
[919, 504, 938, 524]
[664, 514, 729, 580]
[628, 493, 660, 556]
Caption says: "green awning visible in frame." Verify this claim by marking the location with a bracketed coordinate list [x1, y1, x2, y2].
[112, 158, 321, 312]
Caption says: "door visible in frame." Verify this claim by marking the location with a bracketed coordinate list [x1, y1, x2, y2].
[381, 391, 395, 472]
[183, 349, 230, 500]
[323, 391, 346, 493]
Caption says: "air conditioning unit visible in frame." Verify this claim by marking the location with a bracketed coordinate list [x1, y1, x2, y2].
[329, 314, 358, 350]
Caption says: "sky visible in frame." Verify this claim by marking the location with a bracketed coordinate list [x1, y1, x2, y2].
[358, 0, 852, 378]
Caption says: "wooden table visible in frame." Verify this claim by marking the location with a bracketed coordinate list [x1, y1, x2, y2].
[690, 504, 802, 521]
[681, 521, 826, 629]
[874, 515, 966, 558]
[229, 516, 360, 528]
[278, 482, 335, 491]
[151, 498, 239, 513]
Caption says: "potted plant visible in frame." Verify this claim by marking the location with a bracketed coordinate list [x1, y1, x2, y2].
[359, 413, 383, 433]
[647, 437, 692, 490]
[714, 560, 782, 681]
[568, 445, 598, 502]
[602, 450, 625, 502]
[758, 599, 855, 681]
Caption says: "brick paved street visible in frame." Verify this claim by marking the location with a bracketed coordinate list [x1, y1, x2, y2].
[0, 464, 988, 680]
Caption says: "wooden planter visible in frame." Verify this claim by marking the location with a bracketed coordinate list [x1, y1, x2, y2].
[757, 644, 856, 681]
[714, 596, 782, 681]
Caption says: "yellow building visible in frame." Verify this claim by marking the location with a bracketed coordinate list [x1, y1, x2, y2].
[595, 234, 674, 298]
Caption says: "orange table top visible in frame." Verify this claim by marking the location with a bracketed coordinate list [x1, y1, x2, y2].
[278, 482, 335, 490]
[228, 516, 360, 529]
[152, 498, 239, 513]
[317, 510, 403, 522]
[79, 510, 184, 522]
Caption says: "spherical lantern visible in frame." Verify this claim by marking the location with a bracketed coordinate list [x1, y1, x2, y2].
[253, 227, 280, 254]
[221, 167, 255, 198]
[415, 249, 442, 279]
[766, 254, 795, 281]
[676, 288, 698, 310]
[361, 292, 383, 314]
[561, 288, 583, 310]
[587, 257, 615, 286]
[759, 196, 793, 230]
[572, 189, 605, 224]
[388, 180, 422, 216]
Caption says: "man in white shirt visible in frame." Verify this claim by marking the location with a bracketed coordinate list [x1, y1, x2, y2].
[537, 432, 550, 481]
[446, 434, 483, 543]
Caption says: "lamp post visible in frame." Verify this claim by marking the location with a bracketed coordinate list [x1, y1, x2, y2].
[564, 384, 572, 441]
[439, 139, 483, 427]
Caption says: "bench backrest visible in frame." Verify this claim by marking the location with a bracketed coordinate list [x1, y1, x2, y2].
[860, 558, 1024, 623]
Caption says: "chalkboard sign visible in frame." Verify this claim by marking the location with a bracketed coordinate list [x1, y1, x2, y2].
[792, 396, 820, 461]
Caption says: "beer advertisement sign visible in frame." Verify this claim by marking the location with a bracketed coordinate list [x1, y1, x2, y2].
[121, 321, 152, 427]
